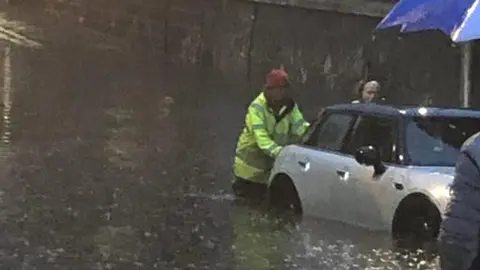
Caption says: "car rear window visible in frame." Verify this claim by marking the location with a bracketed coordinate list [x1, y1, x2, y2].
[405, 116, 480, 166]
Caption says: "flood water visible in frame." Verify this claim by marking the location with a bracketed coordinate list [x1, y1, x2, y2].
[0, 10, 440, 269]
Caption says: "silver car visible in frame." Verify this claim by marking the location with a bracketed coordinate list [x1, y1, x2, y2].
[268, 103, 480, 242]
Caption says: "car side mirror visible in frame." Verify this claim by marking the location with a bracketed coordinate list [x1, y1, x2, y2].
[354, 146, 386, 176]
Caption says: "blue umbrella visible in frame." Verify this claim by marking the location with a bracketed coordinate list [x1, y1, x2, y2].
[376, 0, 480, 42]
[376, 0, 480, 107]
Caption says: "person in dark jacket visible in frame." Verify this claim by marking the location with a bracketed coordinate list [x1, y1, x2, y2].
[439, 132, 480, 270]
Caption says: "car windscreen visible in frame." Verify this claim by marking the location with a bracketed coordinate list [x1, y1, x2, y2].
[406, 116, 480, 166]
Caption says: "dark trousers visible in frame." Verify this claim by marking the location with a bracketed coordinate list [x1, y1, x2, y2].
[232, 177, 267, 200]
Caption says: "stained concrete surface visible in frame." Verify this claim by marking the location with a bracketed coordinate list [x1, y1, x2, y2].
[19, 0, 465, 108]
[0, 8, 443, 270]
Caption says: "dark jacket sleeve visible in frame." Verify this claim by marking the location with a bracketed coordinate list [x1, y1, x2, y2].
[439, 132, 480, 270]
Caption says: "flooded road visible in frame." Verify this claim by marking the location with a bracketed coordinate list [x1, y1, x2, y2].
[0, 10, 440, 270]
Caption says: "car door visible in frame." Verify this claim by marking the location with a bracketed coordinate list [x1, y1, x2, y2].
[298, 111, 357, 220]
[331, 114, 401, 229]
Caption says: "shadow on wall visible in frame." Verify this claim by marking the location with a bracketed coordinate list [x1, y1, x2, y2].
[40, 0, 462, 109]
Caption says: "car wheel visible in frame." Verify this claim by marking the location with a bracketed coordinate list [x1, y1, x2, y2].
[392, 194, 441, 250]
[267, 174, 302, 215]
[394, 214, 439, 251]
[408, 215, 437, 241]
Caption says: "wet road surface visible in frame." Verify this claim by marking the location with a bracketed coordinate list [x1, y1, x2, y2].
[0, 9, 440, 270]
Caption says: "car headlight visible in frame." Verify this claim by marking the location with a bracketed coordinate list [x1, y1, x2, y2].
[442, 184, 453, 198]
[432, 184, 453, 199]
[446, 184, 453, 197]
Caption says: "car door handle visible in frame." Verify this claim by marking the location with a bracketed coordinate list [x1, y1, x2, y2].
[393, 182, 404, 190]
[336, 170, 350, 181]
[297, 160, 310, 171]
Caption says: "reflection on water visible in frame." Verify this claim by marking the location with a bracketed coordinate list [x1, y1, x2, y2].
[0, 12, 42, 49]
[0, 19, 441, 269]
[2, 45, 12, 146]
[230, 204, 439, 270]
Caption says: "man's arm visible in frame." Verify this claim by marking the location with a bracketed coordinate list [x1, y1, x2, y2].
[290, 105, 310, 139]
[247, 105, 283, 158]
[439, 148, 480, 270]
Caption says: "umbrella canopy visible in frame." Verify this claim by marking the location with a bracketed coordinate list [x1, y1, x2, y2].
[376, 0, 480, 42]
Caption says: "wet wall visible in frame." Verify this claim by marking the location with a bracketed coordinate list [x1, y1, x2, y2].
[39, 0, 462, 110]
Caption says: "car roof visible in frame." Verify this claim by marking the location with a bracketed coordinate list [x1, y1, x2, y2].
[325, 103, 480, 118]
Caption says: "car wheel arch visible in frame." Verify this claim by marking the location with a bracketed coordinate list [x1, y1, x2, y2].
[391, 192, 442, 244]
[268, 173, 303, 214]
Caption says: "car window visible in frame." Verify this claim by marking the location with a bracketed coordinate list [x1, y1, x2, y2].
[313, 113, 355, 152]
[301, 109, 326, 144]
[346, 115, 398, 163]
[406, 116, 480, 166]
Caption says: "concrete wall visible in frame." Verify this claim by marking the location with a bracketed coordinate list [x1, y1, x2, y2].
[41, 0, 464, 110]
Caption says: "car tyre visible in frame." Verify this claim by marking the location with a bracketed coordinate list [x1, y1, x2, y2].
[267, 174, 302, 216]
[392, 194, 441, 250]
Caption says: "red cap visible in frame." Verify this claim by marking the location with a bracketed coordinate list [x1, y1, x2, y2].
[265, 69, 289, 89]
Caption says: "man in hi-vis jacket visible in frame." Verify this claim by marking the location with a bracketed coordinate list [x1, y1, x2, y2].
[232, 68, 309, 198]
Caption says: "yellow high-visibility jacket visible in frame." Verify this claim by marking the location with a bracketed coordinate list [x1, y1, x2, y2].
[233, 91, 309, 184]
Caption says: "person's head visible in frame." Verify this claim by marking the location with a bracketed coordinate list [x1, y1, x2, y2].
[359, 80, 381, 103]
[264, 68, 290, 103]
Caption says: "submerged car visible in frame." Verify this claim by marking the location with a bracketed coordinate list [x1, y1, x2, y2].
[268, 103, 480, 242]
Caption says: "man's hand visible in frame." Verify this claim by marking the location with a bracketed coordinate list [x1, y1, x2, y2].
[301, 108, 324, 143]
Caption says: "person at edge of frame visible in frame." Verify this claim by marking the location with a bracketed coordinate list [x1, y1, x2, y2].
[439, 132, 480, 270]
